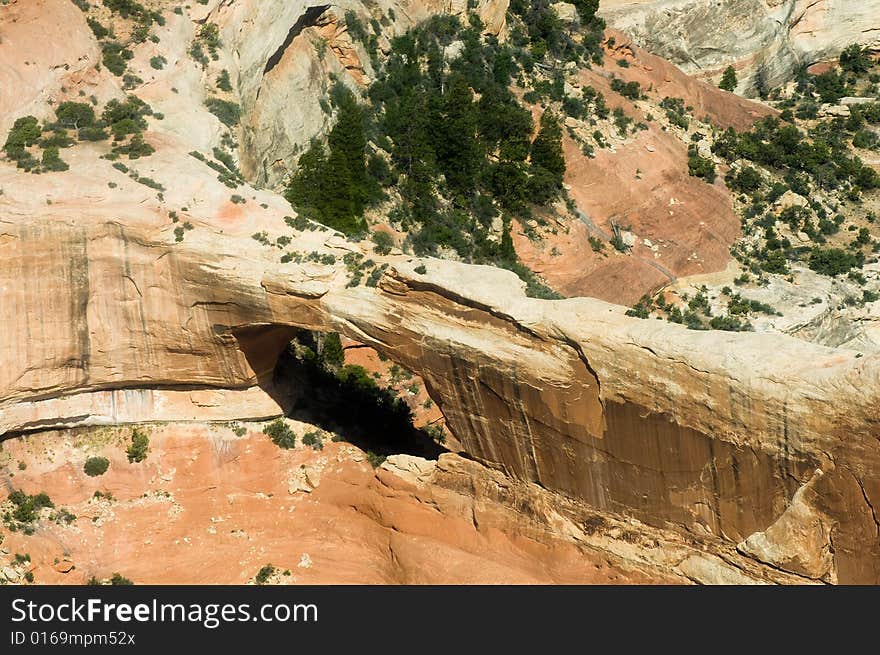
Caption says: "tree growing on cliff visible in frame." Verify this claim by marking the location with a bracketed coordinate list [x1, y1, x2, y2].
[434, 73, 483, 197]
[286, 141, 327, 217]
[3, 116, 41, 160]
[528, 111, 566, 203]
[55, 102, 97, 133]
[322, 146, 359, 231]
[126, 428, 149, 463]
[500, 216, 516, 262]
[572, 0, 599, 24]
[753, 61, 770, 99]
[320, 332, 345, 369]
[839, 44, 873, 74]
[285, 86, 369, 235]
[719, 66, 738, 92]
[688, 152, 717, 183]
[327, 86, 369, 213]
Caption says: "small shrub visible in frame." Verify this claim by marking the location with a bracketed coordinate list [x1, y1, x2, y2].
[109, 573, 133, 585]
[372, 231, 394, 255]
[263, 419, 296, 449]
[3, 490, 54, 530]
[688, 153, 716, 183]
[126, 428, 149, 463]
[123, 73, 144, 90]
[582, 514, 607, 536]
[87, 18, 110, 39]
[609, 77, 642, 100]
[254, 564, 275, 585]
[101, 42, 133, 76]
[302, 430, 324, 451]
[709, 315, 752, 332]
[41, 146, 69, 172]
[205, 98, 241, 127]
[83, 456, 110, 477]
[809, 247, 862, 276]
[216, 69, 232, 92]
[52, 508, 77, 525]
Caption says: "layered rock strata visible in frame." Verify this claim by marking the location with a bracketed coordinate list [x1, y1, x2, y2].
[1, 219, 877, 582]
[599, 0, 880, 93]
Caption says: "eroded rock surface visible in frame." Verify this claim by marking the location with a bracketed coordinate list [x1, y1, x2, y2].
[0, 422, 817, 584]
[600, 0, 880, 94]
[217, 0, 509, 188]
[0, 423, 667, 584]
[1, 0, 879, 585]
[738, 469, 836, 582]
[1, 213, 879, 582]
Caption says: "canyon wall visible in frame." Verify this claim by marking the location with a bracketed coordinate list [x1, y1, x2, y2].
[1, 219, 878, 582]
[600, 0, 880, 93]
[2, 0, 880, 585]
[214, 0, 508, 188]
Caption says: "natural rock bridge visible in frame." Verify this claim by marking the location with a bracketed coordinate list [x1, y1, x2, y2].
[1, 220, 879, 582]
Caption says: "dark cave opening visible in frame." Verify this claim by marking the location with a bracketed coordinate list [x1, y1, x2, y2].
[271, 330, 447, 461]
[263, 5, 331, 75]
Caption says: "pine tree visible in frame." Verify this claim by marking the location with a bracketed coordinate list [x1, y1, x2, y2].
[754, 62, 770, 100]
[500, 216, 515, 261]
[840, 44, 871, 74]
[328, 88, 368, 213]
[719, 65, 738, 92]
[489, 161, 529, 211]
[387, 89, 436, 201]
[478, 86, 533, 162]
[322, 146, 360, 233]
[285, 88, 370, 234]
[572, 0, 599, 23]
[528, 111, 565, 203]
[435, 73, 482, 197]
[285, 141, 327, 219]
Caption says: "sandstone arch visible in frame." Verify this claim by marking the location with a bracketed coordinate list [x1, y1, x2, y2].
[1, 220, 879, 581]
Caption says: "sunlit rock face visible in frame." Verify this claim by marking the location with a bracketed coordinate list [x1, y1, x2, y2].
[2, 214, 879, 582]
[2, 0, 879, 585]
[600, 0, 880, 94]
[221, 0, 510, 188]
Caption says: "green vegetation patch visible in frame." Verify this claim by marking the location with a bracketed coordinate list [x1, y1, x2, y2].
[83, 456, 110, 477]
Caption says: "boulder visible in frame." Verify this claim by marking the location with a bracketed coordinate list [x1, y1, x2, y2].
[551, 3, 580, 25]
[738, 470, 835, 581]
[678, 555, 768, 585]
